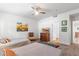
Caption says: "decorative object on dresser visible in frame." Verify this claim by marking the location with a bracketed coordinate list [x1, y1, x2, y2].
[40, 28, 50, 42]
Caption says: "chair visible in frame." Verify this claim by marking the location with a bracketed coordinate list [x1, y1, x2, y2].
[28, 32, 37, 41]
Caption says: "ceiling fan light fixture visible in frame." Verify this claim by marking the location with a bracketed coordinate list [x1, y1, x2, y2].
[34, 10, 39, 15]
[40, 11, 46, 14]
[31, 5, 46, 15]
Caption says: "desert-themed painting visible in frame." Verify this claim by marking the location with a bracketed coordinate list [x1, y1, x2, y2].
[16, 22, 28, 32]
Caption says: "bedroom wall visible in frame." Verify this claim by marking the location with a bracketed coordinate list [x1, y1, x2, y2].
[38, 14, 71, 45]
[59, 8, 79, 45]
[0, 13, 38, 42]
[38, 14, 72, 45]
[38, 8, 79, 45]
[1, 8, 79, 44]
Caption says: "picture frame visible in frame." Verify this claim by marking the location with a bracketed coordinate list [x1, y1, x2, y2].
[61, 20, 67, 26]
[61, 27, 67, 32]
[16, 22, 28, 32]
[77, 27, 79, 30]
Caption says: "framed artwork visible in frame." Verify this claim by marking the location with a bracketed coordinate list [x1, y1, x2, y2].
[77, 27, 79, 30]
[61, 27, 67, 32]
[61, 20, 67, 26]
[16, 22, 28, 32]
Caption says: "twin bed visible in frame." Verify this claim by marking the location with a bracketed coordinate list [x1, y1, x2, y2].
[13, 42, 61, 56]
[0, 41, 61, 56]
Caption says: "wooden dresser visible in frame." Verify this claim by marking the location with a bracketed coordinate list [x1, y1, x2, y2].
[40, 33, 50, 42]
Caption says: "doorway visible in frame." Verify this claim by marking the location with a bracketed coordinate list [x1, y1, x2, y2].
[70, 13, 79, 44]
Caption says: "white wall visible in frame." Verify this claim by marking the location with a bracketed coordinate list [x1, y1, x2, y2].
[38, 14, 71, 45]
[1, 8, 79, 44]
[38, 8, 79, 45]
[0, 13, 38, 42]
[58, 8, 79, 45]
[38, 16, 59, 41]
[55, 8, 79, 45]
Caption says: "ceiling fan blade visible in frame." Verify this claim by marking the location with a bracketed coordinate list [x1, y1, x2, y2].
[31, 5, 46, 15]
[40, 11, 46, 14]
[31, 7, 35, 9]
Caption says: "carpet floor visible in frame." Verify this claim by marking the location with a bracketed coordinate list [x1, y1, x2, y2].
[3, 41, 79, 56]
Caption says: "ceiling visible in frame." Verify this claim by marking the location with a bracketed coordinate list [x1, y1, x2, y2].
[0, 3, 79, 20]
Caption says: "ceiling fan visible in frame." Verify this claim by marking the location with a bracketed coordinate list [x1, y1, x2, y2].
[31, 4, 58, 17]
[31, 5, 46, 15]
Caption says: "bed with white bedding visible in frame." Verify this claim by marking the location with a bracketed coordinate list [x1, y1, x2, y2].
[13, 42, 61, 56]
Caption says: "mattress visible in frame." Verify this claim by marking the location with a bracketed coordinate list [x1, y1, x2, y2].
[13, 42, 61, 56]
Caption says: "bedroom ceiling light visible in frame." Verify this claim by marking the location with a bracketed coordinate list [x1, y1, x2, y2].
[33, 9, 39, 15]
[31, 5, 46, 15]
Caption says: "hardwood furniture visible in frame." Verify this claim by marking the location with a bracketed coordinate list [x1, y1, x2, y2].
[40, 33, 50, 42]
